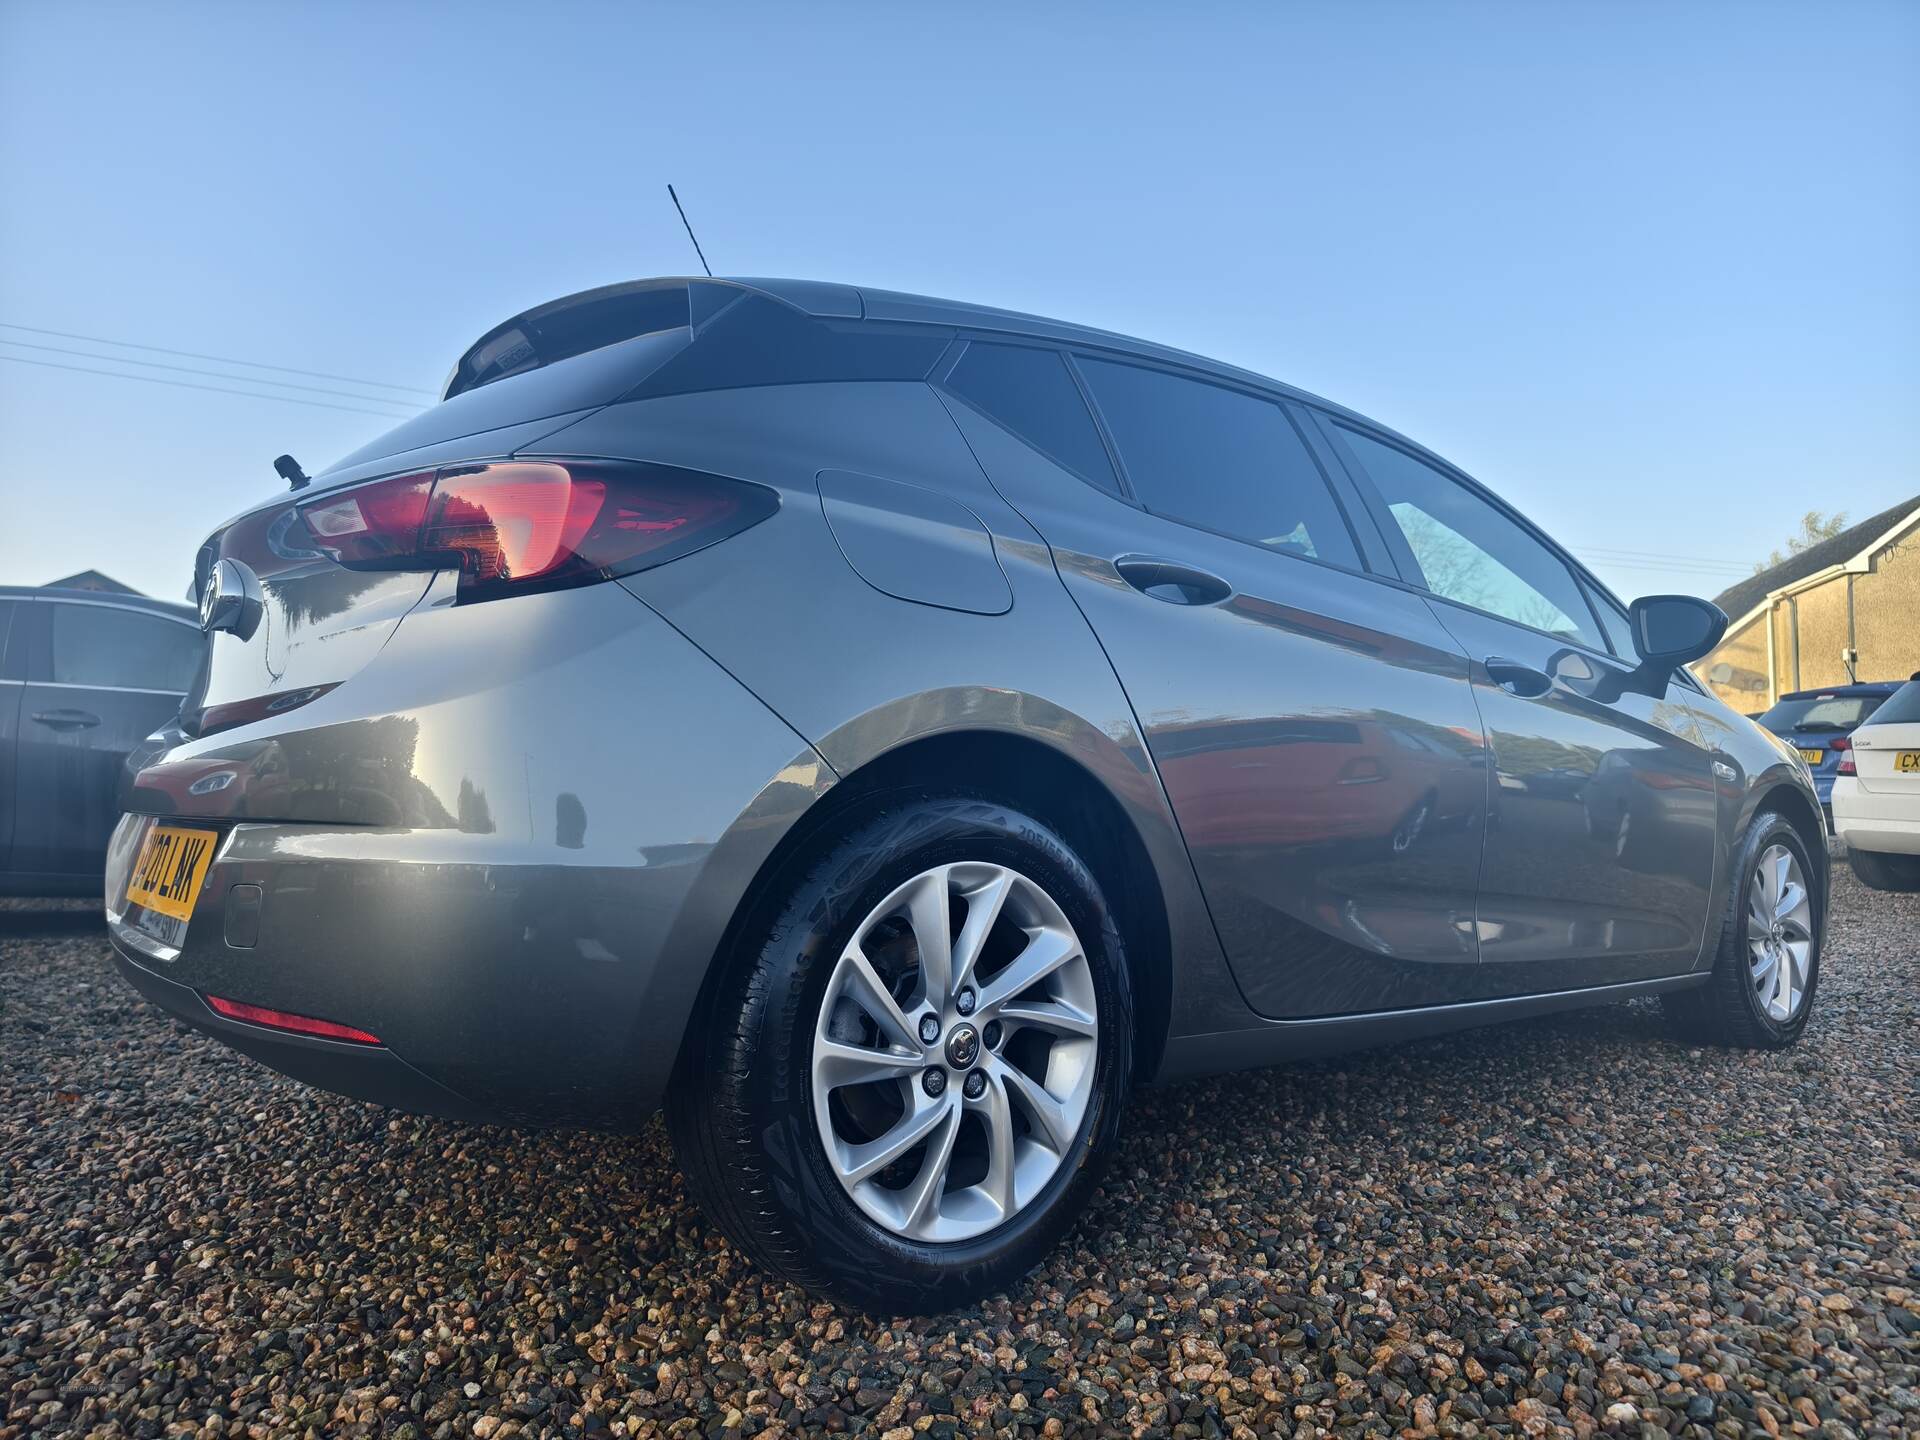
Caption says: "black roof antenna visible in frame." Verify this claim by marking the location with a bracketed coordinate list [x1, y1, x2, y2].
[275, 453, 310, 491]
[667, 183, 713, 278]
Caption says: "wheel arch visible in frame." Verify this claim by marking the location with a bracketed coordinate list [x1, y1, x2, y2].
[681, 725, 1179, 1086]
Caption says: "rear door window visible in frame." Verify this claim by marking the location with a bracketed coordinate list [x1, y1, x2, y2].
[943, 343, 1121, 495]
[1336, 424, 1604, 649]
[50, 604, 202, 692]
[1076, 358, 1362, 569]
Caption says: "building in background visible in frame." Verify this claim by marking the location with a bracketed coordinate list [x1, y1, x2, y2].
[41, 570, 144, 597]
[1695, 496, 1920, 712]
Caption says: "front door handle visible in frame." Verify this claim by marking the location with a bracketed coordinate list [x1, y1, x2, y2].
[1115, 556, 1232, 606]
[31, 708, 102, 731]
[1483, 657, 1552, 698]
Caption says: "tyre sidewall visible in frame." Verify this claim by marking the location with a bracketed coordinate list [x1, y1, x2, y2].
[1729, 813, 1822, 1044]
[731, 795, 1132, 1311]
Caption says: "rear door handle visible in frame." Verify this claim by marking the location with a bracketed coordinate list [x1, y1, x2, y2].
[1483, 657, 1552, 698]
[31, 708, 102, 731]
[1114, 556, 1232, 606]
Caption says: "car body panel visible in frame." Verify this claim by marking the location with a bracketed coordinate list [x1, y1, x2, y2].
[1413, 598, 1720, 991]
[109, 580, 832, 1123]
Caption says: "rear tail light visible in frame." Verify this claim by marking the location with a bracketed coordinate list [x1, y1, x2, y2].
[205, 994, 380, 1045]
[1833, 736, 1854, 776]
[296, 459, 776, 601]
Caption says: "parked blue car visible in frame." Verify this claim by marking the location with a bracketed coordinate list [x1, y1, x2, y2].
[1754, 682, 1906, 827]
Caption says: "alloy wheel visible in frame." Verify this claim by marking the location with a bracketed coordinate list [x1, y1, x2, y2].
[1746, 842, 1812, 1023]
[809, 861, 1098, 1243]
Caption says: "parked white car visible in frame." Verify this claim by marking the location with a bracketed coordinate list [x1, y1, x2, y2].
[1831, 677, 1920, 891]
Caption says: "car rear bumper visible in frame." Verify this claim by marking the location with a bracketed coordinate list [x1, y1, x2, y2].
[105, 582, 833, 1128]
[110, 943, 495, 1122]
[1830, 778, 1920, 855]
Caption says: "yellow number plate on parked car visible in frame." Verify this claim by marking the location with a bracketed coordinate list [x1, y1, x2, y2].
[1797, 748, 1823, 765]
[125, 825, 218, 922]
[1897, 750, 1920, 774]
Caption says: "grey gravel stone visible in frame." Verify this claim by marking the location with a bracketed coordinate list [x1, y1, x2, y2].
[2, 868, 1915, 1438]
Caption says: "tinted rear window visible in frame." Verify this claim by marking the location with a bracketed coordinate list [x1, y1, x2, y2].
[1868, 682, 1920, 725]
[1756, 693, 1887, 733]
[943, 343, 1120, 494]
[1078, 359, 1361, 569]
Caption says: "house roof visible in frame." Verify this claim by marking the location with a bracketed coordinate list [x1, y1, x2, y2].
[1712, 495, 1920, 624]
[41, 569, 143, 596]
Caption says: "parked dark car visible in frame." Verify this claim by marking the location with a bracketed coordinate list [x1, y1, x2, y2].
[0, 586, 201, 895]
[104, 278, 1827, 1311]
[1753, 682, 1905, 828]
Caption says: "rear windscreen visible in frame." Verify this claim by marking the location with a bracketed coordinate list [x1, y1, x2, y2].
[1756, 694, 1887, 733]
[1864, 682, 1920, 726]
[448, 285, 692, 397]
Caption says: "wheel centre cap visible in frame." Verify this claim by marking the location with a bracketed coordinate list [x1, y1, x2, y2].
[944, 1024, 980, 1069]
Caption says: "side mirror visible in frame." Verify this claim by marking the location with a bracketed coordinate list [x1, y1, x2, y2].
[1629, 594, 1728, 667]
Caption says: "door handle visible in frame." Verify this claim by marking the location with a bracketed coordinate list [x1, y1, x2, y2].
[1115, 556, 1232, 606]
[31, 708, 102, 731]
[1483, 657, 1552, 698]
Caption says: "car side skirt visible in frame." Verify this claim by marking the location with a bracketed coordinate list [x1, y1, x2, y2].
[1156, 971, 1712, 1082]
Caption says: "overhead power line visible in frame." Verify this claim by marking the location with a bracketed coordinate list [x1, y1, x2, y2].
[1, 339, 422, 410]
[0, 353, 423, 420]
[0, 320, 437, 396]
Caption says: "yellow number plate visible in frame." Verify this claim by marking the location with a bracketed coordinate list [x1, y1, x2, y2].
[125, 825, 219, 922]
[1897, 750, 1920, 774]
[1797, 748, 1823, 765]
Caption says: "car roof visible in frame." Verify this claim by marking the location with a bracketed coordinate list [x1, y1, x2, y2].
[1773, 681, 1906, 699]
[0, 584, 195, 620]
[459, 275, 1408, 443]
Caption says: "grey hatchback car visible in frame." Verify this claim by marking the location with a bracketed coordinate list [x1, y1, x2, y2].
[108, 277, 1826, 1311]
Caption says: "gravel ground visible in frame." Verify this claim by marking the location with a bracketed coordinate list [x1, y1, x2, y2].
[3, 869, 1915, 1440]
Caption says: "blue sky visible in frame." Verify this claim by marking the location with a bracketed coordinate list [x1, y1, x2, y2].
[3, 1, 1915, 604]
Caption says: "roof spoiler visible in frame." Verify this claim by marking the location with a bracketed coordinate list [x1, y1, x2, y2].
[442, 277, 864, 400]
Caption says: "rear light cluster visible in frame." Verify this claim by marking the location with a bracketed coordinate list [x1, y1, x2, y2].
[1832, 736, 1854, 776]
[295, 459, 776, 602]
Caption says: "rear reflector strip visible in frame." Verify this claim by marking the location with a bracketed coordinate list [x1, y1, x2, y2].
[205, 994, 381, 1045]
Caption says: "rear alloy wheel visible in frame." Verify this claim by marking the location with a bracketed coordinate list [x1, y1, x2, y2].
[811, 861, 1099, 1244]
[668, 795, 1132, 1313]
[1665, 810, 1822, 1048]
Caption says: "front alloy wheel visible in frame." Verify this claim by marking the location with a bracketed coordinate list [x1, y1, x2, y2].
[1665, 809, 1821, 1048]
[1745, 842, 1812, 1023]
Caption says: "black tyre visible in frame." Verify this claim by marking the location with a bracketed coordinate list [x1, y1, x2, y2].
[1665, 810, 1822, 1048]
[1846, 846, 1920, 892]
[667, 794, 1133, 1313]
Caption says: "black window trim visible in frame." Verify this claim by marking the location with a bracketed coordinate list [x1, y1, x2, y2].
[1059, 347, 1374, 581]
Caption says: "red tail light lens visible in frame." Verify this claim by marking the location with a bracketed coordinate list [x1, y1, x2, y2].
[205, 994, 380, 1045]
[296, 460, 776, 601]
[1833, 736, 1855, 775]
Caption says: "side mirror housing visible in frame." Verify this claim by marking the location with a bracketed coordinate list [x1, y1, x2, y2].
[1629, 594, 1728, 668]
